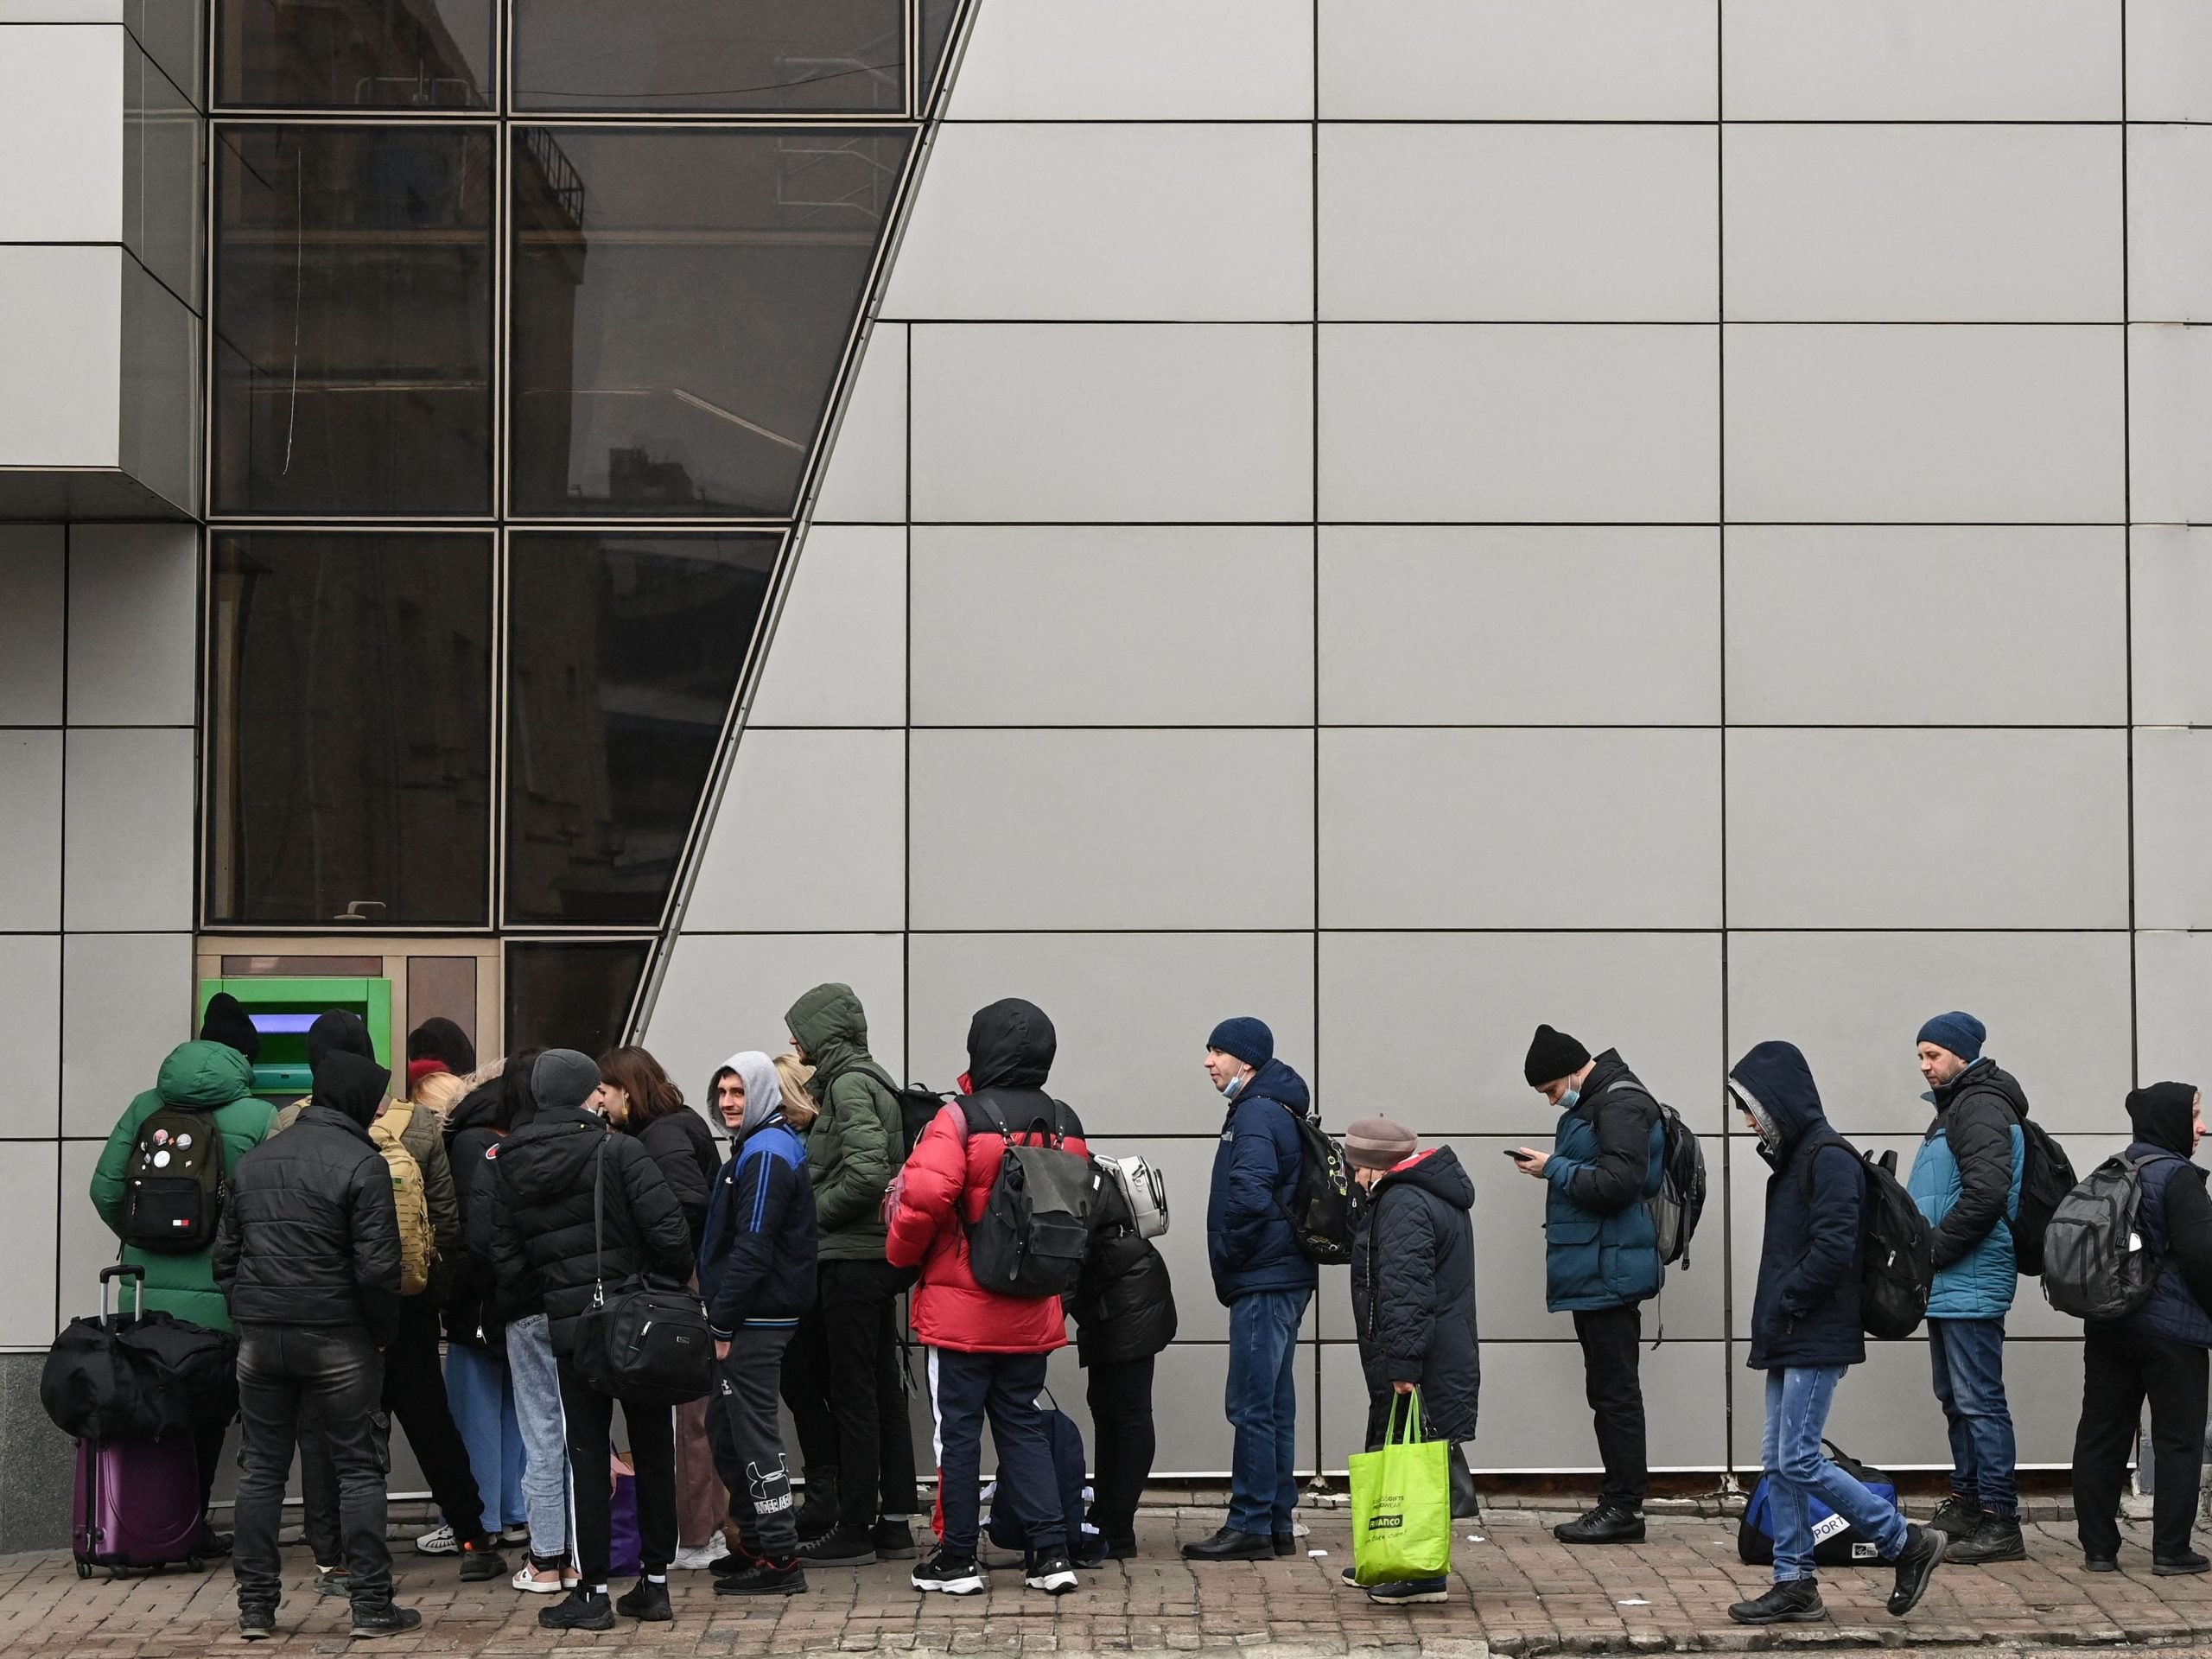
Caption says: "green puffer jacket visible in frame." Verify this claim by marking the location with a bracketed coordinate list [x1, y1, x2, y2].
[787, 983, 900, 1264]
[89, 1041, 280, 1332]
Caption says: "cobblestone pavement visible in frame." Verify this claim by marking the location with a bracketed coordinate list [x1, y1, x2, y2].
[3, 1510, 2210, 1657]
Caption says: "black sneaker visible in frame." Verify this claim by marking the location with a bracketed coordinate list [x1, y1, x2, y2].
[912, 1548, 985, 1595]
[348, 1605, 423, 1639]
[799, 1526, 878, 1567]
[2155, 1550, 2211, 1577]
[1099, 1535, 1137, 1561]
[1887, 1522, 1946, 1617]
[1553, 1503, 1644, 1545]
[872, 1519, 918, 1560]
[1024, 1552, 1077, 1595]
[710, 1545, 761, 1580]
[2083, 1554, 2118, 1573]
[312, 1566, 350, 1599]
[238, 1610, 276, 1642]
[1180, 1526, 1274, 1560]
[614, 1578, 673, 1621]
[1728, 1579, 1825, 1625]
[1341, 1562, 1360, 1586]
[195, 1526, 234, 1561]
[715, 1559, 809, 1597]
[1946, 1514, 2026, 1565]
[457, 1540, 507, 1582]
[1368, 1577, 1450, 1605]
[538, 1588, 615, 1630]
[1924, 1496, 1983, 1537]
[1273, 1530, 1298, 1557]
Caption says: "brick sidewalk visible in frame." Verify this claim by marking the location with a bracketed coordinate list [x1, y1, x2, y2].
[3, 1510, 2209, 1657]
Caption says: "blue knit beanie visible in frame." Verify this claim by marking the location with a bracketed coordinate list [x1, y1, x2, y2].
[1206, 1016, 1274, 1071]
[1916, 1011, 1986, 1065]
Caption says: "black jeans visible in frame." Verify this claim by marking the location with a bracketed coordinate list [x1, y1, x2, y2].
[819, 1258, 919, 1531]
[780, 1303, 839, 1478]
[932, 1348, 1059, 1558]
[1573, 1305, 1648, 1510]
[300, 1299, 486, 1564]
[707, 1326, 799, 1559]
[2074, 1319, 2209, 1561]
[1084, 1357, 1154, 1543]
[556, 1357, 677, 1587]
[233, 1324, 391, 1615]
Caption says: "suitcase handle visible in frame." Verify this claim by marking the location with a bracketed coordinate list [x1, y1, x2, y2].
[99, 1263, 145, 1326]
[99, 1265, 146, 1283]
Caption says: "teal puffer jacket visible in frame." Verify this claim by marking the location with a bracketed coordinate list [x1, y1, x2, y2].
[1907, 1097, 2024, 1321]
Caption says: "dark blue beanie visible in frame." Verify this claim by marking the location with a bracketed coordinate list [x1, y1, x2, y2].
[1207, 1016, 1273, 1071]
[1916, 1011, 1986, 1065]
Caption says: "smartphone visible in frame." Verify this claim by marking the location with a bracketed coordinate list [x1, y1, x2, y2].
[1502, 1147, 1533, 1163]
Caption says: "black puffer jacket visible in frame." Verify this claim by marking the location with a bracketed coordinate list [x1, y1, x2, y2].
[635, 1108, 721, 1255]
[490, 1105, 693, 1355]
[1070, 1173, 1176, 1367]
[443, 1082, 506, 1347]
[1351, 1147, 1480, 1444]
[213, 1090, 403, 1344]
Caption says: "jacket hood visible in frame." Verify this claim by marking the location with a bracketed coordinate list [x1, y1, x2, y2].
[727, 1050, 783, 1139]
[445, 1077, 507, 1138]
[407, 1016, 476, 1077]
[1929, 1057, 2030, 1118]
[1728, 1040, 1829, 1153]
[497, 1110, 608, 1203]
[1235, 1057, 1311, 1117]
[1377, 1145, 1473, 1211]
[307, 1010, 376, 1075]
[198, 993, 261, 1062]
[967, 998, 1056, 1091]
[786, 982, 868, 1068]
[315, 1050, 390, 1128]
[2129, 1082, 2199, 1159]
[155, 1039, 256, 1110]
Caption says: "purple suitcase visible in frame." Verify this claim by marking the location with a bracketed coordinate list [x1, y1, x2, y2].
[71, 1267, 206, 1580]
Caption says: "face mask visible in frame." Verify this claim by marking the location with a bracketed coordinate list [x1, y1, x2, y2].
[1223, 1072, 1247, 1101]
[1558, 1088, 1580, 1110]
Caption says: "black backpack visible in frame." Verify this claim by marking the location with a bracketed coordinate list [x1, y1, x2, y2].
[1642, 1095, 1707, 1268]
[120, 1106, 226, 1255]
[1801, 1137, 1933, 1339]
[963, 1094, 1099, 1298]
[2042, 1150, 2170, 1321]
[1280, 1104, 1356, 1266]
[2010, 1112, 2077, 1277]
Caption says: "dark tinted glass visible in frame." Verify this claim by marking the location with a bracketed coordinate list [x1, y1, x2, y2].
[213, 125, 494, 515]
[920, 0, 957, 105]
[505, 941, 651, 1056]
[514, 0, 904, 111]
[505, 532, 778, 925]
[207, 532, 493, 926]
[216, 0, 493, 108]
[511, 127, 910, 518]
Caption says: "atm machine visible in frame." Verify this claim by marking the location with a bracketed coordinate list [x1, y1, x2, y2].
[194, 975, 393, 1100]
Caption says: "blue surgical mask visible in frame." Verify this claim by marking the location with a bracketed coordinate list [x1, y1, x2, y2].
[1558, 1088, 1581, 1110]
[1224, 1072, 1248, 1101]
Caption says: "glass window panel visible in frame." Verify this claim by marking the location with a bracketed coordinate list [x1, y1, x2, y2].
[511, 127, 911, 518]
[513, 0, 904, 112]
[215, 0, 493, 109]
[505, 941, 650, 1057]
[213, 125, 494, 516]
[920, 0, 956, 105]
[505, 532, 778, 926]
[207, 532, 493, 927]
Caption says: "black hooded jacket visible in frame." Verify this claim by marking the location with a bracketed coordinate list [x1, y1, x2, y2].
[489, 1105, 694, 1356]
[633, 1109, 721, 1255]
[1732, 1041, 1866, 1372]
[1350, 1147, 1480, 1443]
[442, 1081, 509, 1346]
[199, 992, 261, 1062]
[2124, 1084, 2212, 1346]
[213, 1053, 403, 1343]
[1070, 1173, 1177, 1367]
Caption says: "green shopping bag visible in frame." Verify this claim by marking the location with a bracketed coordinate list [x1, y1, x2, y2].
[1348, 1390, 1452, 1586]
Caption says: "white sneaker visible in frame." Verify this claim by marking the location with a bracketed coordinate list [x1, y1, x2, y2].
[496, 1525, 531, 1548]
[511, 1562, 569, 1594]
[671, 1534, 728, 1572]
[414, 1523, 457, 1555]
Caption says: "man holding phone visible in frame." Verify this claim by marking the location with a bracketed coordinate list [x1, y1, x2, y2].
[1508, 1025, 1665, 1546]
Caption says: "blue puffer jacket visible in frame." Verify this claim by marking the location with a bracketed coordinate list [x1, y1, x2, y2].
[1732, 1041, 1866, 1372]
[1205, 1058, 1320, 1306]
[1541, 1050, 1664, 1313]
[1906, 1060, 2025, 1321]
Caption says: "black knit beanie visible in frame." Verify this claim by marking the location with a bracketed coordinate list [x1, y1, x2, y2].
[1524, 1023, 1592, 1088]
[199, 992, 261, 1063]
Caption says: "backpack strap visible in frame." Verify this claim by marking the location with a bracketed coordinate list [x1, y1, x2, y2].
[1794, 1132, 1860, 1198]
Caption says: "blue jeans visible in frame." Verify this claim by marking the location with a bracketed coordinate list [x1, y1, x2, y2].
[1928, 1317, 2016, 1516]
[446, 1343, 527, 1533]
[1226, 1289, 1308, 1535]
[504, 1313, 569, 1561]
[1761, 1367, 1908, 1583]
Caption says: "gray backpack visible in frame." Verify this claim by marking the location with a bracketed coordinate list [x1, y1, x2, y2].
[2041, 1150, 2171, 1322]
[962, 1093, 1098, 1299]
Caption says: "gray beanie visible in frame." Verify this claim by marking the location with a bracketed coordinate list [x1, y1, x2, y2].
[532, 1048, 601, 1115]
[1344, 1116, 1418, 1172]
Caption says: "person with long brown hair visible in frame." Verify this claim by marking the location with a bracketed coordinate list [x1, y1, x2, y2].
[596, 1046, 726, 1568]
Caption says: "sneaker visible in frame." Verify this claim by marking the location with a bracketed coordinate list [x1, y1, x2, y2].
[1946, 1514, 2026, 1565]
[2154, 1550, 2211, 1577]
[538, 1588, 615, 1631]
[238, 1611, 276, 1642]
[1180, 1526, 1274, 1561]
[1887, 1522, 1947, 1618]
[1098, 1535, 1137, 1561]
[671, 1537, 729, 1572]
[2084, 1554, 2118, 1573]
[1341, 1563, 1361, 1586]
[194, 1525, 234, 1560]
[614, 1579, 672, 1622]
[912, 1548, 986, 1595]
[413, 1522, 458, 1556]
[715, 1560, 808, 1597]
[799, 1526, 878, 1567]
[497, 1524, 532, 1548]
[710, 1545, 762, 1580]
[313, 1565, 350, 1599]
[1925, 1496, 1984, 1538]
[1024, 1552, 1077, 1595]
[872, 1518, 918, 1560]
[1728, 1579, 1826, 1625]
[511, 1561, 569, 1595]
[349, 1605, 423, 1639]
[457, 1541, 507, 1582]
[1553, 1503, 1644, 1545]
[1368, 1577, 1450, 1605]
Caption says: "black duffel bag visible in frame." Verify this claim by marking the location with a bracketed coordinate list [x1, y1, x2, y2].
[44, 1264, 238, 1443]
[571, 1137, 713, 1407]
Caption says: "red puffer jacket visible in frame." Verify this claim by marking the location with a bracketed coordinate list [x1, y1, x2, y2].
[887, 998, 1090, 1354]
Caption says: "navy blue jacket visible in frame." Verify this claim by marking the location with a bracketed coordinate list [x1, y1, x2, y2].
[2120, 1086, 2212, 1349]
[1205, 1058, 1320, 1306]
[1732, 1041, 1866, 1371]
[699, 1114, 818, 1337]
